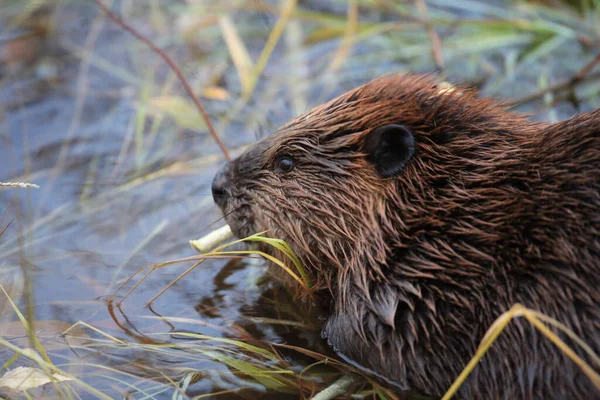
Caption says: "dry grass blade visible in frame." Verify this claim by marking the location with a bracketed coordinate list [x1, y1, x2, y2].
[108, 263, 155, 304]
[241, 234, 312, 288]
[144, 259, 204, 306]
[0, 290, 113, 400]
[207, 249, 308, 290]
[148, 96, 208, 131]
[511, 54, 600, 105]
[441, 304, 600, 400]
[244, 0, 298, 99]
[326, 0, 358, 74]
[0, 219, 13, 238]
[219, 16, 253, 94]
[0, 182, 39, 188]
[191, 231, 312, 288]
[113, 255, 242, 306]
[202, 352, 294, 391]
[0, 284, 52, 365]
[414, 0, 444, 70]
[142, 232, 312, 306]
[520, 312, 600, 387]
[92, 0, 230, 161]
[528, 310, 600, 367]
[61, 321, 125, 344]
[271, 343, 347, 369]
[161, 332, 281, 362]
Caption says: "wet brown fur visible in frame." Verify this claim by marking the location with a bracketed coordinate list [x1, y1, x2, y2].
[213, 74, 600, 399]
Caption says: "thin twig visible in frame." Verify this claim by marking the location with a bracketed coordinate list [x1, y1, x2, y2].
[415, 0, 444, 71]
[93, 0, 230, 161]
[572, 53, 600, 83]
[45, 2, 108, 209]
[511, 53, 600, 106]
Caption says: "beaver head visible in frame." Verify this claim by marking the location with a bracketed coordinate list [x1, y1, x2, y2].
[211, 74, 528, 288]
[211, 73, 600, 398]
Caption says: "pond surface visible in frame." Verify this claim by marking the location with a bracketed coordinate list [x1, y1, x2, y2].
[1, 1, 598, 399]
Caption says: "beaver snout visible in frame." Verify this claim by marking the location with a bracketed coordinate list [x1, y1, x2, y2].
[211, 165, 231, 208]
[210, 161, 256, 239]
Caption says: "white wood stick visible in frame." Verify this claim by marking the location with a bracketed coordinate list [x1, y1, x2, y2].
[311, 375, 356, 400]
[189, 224, 233, 253]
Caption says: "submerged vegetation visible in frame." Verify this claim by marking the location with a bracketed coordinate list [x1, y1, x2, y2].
[1, 0, 599, 398]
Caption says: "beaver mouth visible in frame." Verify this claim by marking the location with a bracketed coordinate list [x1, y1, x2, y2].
[211, 162, 263, 240]
[211, 170, 256, 238]
[222, 203, 256, 239]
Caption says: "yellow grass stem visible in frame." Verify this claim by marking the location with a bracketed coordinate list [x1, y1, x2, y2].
[442, 304, 600, 399]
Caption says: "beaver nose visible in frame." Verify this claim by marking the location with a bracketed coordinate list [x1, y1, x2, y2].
[211, 166, 230, 208]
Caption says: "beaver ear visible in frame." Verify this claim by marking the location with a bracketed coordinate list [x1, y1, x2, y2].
[363, 124, 415, 178]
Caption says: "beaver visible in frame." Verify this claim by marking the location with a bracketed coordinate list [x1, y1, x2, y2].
[210, 73, 600, 399]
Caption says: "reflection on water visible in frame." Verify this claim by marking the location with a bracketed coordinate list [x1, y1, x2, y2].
[1, 0, 598, 398]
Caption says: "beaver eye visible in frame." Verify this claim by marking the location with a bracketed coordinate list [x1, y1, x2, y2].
[274, 155, 295, 174]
